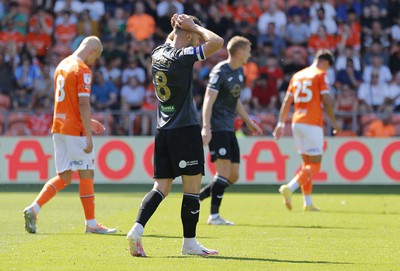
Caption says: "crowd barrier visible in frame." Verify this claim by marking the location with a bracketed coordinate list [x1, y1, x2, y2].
[1, 137, 399, 185]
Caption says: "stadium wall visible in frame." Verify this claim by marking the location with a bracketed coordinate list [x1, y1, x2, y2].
[0, 137, 399, 185]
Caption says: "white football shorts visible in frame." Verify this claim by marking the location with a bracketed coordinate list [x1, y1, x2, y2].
[292, 123, 324, 156]
[52, 133, 95, 173]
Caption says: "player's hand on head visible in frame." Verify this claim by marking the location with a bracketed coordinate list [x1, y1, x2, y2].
[84, 136, 93, 154]
[171, 13, 179, 28]
[90, 119, 105, 134]
[176, 14, 195, 31]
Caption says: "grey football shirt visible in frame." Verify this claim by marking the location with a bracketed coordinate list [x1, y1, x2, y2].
[151, 43, 206, 130]
[207, 60, 245, 132]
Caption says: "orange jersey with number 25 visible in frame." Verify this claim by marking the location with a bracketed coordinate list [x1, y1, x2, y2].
[51, 55, 92, 136]
[288, 66, 330, 127]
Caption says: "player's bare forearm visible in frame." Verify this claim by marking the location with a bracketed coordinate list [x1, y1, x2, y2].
[202, 89, 217, 128]
[193, 25, 223, 58]
[236, 99, 251, 125]
[79, 97, 93, 137]
[278, 93, 293, 123]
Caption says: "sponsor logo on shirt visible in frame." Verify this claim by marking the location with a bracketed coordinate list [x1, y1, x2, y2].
[160, 105, 175, 113]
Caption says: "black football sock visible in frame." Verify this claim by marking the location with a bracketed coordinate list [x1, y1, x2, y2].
[136, 189, 164, 227]
[199, 183, 212, 201]
[210, 175, 232, 215]
[181, 193, 200, 238]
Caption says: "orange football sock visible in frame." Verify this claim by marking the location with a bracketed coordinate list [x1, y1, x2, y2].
[300, 163, 320, 195]
[79, 178, 95, 220]
[35, 175, 67, 207]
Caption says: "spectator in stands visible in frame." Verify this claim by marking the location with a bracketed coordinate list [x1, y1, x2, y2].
[335, 58, 362, 90]
[335, 46, 361, 71]
[154, 4, 177, 44]
[389, 42, 400, 74]
[156, 0, 183, 17]
[0, 52, 16, 99]
[126, 1, 156, 42]
[391, 16, 400, 43]
[104, 0, 133, 17]
[310, 7, 337, 35]
[285, 13, 310, 47]
[27, 95, 53, 136]
[205, 4, 234, 41]
[54, 0, 83, 17]
[363, 21, 391, 49]
[334, 83, 358, 131]
[336, 22, 361, 54]
[91, 70, 119, 111]
[287, 0, 310, 22]
[259, 56, 284, 96]
[29, 8, 54, 35]
[307, 25, 336, 55]
[103, 17, 128, 52]
[14, 53, 41, 94]
[25, 19, 52, 64]
[386, 71, 400, 112]
[121, 56, 146, 84]
[81, 0, 105, 22]
[99, 56, 122, 87]
[31, 64, 53, 108]
[257, 22, 285, 56]
[310, 0, 336, 22]
[54, 10, 77, 49]
[257, 2, 287, 37]
[120, 76, 146, 134]
[251, 73, 277, 112]
[362, 55, 392, 84]
[234, 0, 262, 25]
[0, 20, 24, 51]
[77, 9, 100, 37]
[336, 0, 361, 22]
[1, 1, 28, 36]
[364, 109, 395, 137]
[358, 70, 390, 113]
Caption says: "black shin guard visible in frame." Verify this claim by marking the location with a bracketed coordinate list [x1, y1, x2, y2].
[210, 175, 231, 214]
[136, 189, 164, 227]
[181, 193, 200, 238]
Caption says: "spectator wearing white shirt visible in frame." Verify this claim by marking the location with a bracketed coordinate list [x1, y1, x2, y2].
[310, 0, 336, 21]
[386, 71, 400, 112]
[81, 0, 105, 22]
[156, 0, 184, 17]
[362, 55, 392, 84]
[121, 57, 146, 84]
[257, 2, 287, 36]
[310, 7, 337, 35]
[358, 71, 390, 113]
[335, 46, 361, 71]
[285, 13, 310, 47]
[391, 17, 400, 43]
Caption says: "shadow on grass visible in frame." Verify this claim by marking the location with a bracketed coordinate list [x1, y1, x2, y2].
[236, 223, 365, 230]
[166, 255, 353, 264]
[1, 184, 399, 195]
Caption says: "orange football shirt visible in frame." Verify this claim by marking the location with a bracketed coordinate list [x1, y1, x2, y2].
[288, 66, 330, 127]
[51, 55, 92, 136]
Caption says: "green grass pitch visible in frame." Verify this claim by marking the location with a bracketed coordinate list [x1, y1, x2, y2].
[0, 184, 399, 271]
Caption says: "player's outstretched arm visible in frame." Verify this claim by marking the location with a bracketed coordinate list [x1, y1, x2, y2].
[236, 99, 262, 135]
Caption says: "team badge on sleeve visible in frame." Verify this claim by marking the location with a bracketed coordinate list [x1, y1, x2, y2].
[83, 73, 92, 84]
[209, 73, 219, 84]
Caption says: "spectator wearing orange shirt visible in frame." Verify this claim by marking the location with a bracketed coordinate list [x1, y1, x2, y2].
[0, 20, 24, 51]
[336, 22, 361, 54]
[364, 110, 395, 137]
[29, 8, 54, 35]
[126, 2, 156, 41]
[25, 21, 52, 63]
[234, 0, 262, 25]
[308, 25, 336, 54]
[54, 11, 77, 45]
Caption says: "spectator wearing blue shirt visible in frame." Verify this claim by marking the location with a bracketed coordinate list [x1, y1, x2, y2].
[91, 70, 119, 111]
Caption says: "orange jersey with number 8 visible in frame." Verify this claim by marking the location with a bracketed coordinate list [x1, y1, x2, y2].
[51, 55, 92, 136]
[287, 66, 330, 127]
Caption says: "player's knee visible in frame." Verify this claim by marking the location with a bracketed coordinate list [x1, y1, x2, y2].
[229, 173, 239, 184]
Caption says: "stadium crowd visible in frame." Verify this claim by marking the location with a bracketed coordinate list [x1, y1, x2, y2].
[0, 0, 400, 137]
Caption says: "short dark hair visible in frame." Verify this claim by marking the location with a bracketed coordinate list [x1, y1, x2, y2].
[315, 49, 334, 67]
